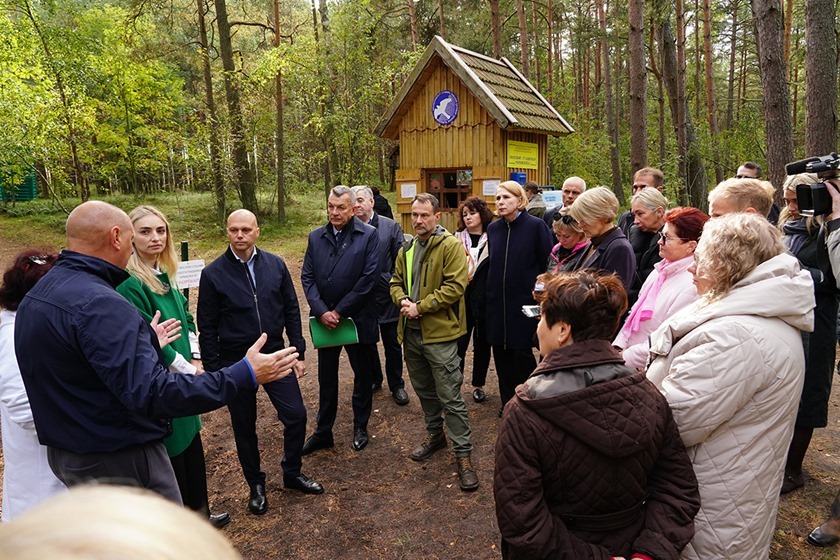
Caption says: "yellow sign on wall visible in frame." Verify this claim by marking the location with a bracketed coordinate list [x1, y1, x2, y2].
[506, 140, 539, 170]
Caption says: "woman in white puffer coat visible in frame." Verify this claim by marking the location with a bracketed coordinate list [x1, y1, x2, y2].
[646, 213, 815, 560]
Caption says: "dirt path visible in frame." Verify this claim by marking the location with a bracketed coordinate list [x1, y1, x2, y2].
[1, 239, 839, 559]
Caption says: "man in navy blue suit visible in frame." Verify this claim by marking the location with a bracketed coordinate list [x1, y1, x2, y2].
[301, 186, 381, 454]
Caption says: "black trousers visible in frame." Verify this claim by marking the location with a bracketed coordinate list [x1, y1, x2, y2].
[492, 345, 537, 407]
[314, 343, 374, 436]
[457, 313, 491, 388]
[227, 373, 307, 487]
[370, 321, 405, 392]
[47, 441, 182, 504]
[168, 432, 209, 512]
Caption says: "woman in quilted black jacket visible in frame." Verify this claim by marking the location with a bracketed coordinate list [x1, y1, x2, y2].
[494, 270, 699, 560]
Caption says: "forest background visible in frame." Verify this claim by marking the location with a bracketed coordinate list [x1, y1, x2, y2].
[0, 0, 837, 223]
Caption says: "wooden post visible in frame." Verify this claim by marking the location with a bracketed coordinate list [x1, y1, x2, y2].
[181, 241, 189, 299]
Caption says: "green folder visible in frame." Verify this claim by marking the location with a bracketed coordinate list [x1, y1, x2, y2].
[309, 316, 359, 348]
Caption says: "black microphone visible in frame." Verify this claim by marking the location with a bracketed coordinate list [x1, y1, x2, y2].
[785, 156, 822, 175]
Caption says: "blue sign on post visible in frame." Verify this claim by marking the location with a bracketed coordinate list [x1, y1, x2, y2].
[432, 90, 459, 125]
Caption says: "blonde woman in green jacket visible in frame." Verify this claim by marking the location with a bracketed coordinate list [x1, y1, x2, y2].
[117, 205, 229, 529]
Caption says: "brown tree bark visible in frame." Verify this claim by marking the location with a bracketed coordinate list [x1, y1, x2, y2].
[750, 0, 793, 190]
[438, 0, 446, 39]
[546, 0, 554, 101]
[517, 0, 530, 78]
[805, 0, 838, 156]
[197, 0, 226, 225]
[649, 21, 667, 166]
[408, 0, 418, 51]
[676, 0, 687, 181]
[628, 0, 647, 174]
[215, 0, 258, 212]
[694, 0, 701, 123]
[489, 0, 502, 58]
[784, 0, 793, 66]
[598, 0, 624, 204]
[660, 19, 709, 208]
[726, 0, 739, 131]
[274, 0, 285, 221]
[703, 0, 724, 183]
[532, 0, 541, 88]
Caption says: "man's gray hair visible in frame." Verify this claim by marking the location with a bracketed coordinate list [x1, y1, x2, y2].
[331, 185, 353, 200]
[351, 185, 373, 200]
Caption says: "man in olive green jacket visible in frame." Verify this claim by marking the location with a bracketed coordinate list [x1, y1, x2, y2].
[389, 193, 477, 491]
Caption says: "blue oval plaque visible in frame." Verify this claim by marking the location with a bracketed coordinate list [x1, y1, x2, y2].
[432, 90, 459, 125]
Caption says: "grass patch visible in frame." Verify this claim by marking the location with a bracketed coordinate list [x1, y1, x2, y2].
[0, 188, 346, 261]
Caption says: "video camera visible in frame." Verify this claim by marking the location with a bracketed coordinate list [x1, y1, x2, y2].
[785, 153, 840, 216]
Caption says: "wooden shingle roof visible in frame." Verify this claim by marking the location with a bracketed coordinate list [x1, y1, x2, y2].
[375, 36, 574, 140]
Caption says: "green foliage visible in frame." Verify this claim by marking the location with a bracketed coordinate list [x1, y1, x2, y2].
[0, 0, 826, 218]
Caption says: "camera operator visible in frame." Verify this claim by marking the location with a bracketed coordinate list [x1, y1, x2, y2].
[824, 179, 840, 285]
[803, 178, 840, 547]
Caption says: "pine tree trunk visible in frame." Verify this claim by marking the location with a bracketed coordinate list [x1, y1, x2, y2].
[196, 0, 225, 225]
[660, 19, 708, 208]
[805, 0, 838, 156]
[438, 0, 446, 39]
[750, 0, 793, 191]
[215, 0, 258, 212]
[274, 0, 285, 221]
[628, 0, 647, 174]
[408, 0, 418, 50]
[598, 0, 623, 204]
[490, 0, 502, 58]
[703, 0, 724, 183]
[517, 0, 529, 78]
[726, 0, 739, 132]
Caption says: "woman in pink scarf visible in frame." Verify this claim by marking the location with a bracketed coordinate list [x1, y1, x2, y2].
[614, 207, 708, 369]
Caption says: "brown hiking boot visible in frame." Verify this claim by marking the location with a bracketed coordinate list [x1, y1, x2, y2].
[409, 431, 447, 461]
[456, 454, 479, 491]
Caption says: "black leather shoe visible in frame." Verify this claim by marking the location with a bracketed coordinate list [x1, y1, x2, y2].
[352, 428, 369, 451]
[371, 382, 382, 392]
[392, 387, 409, 405]
[284, 473, 324, 495]
[472, 388, 485, 403]
[780, 472, 805, 494]
[808, 526, 840, 547]
[301, 433, 334, 456]
[209, 512, 231, 529]
[248, 484, 267, 515]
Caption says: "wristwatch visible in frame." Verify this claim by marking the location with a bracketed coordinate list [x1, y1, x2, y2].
[191, 352, 202, 360]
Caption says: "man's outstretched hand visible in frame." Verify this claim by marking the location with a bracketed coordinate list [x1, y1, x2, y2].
[245, 334, 299, 385]
[151, 310, 182, 349]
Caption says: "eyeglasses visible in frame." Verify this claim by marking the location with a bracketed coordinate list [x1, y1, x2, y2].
[657, 232, 690, 244]
[734, 175, 756, 179]
[632, 184, 651, 192]
[555, 214, 578, 225]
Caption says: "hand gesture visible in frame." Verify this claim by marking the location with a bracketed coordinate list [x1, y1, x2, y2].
[245, 334, 299, 385]
[150, 310, 182, 349]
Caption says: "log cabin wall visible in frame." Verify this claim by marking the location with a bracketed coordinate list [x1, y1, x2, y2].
[393, 60, 550, 233]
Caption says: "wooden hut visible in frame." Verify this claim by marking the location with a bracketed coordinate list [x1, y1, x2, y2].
[374, 36, 574, 232]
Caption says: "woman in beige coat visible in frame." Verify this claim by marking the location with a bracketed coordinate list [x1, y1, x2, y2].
[646, 213, 814, 560]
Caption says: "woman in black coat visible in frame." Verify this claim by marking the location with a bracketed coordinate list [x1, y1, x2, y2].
[456, 196, 494, 403]
[486, 181, 554, 413]
[566, 186, 636, 292]
[778, 173, 840, 494]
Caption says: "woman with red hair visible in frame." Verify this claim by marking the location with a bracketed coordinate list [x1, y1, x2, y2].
[0, 249, 65, 521]
[614, 207, 709, 369]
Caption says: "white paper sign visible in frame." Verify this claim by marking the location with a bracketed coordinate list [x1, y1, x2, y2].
[176, 259, 205, 289]
[482, 179, 500, 196]
[400, 183, 417, 199]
